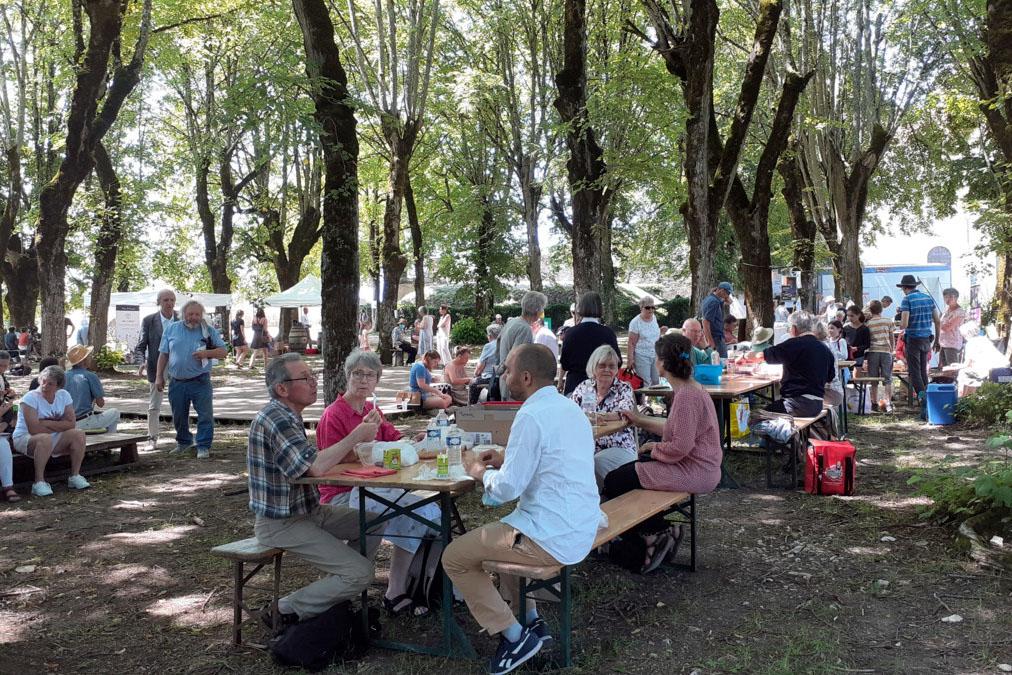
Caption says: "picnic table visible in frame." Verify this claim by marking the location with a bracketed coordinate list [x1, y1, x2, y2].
[296, 458, 477, 658]
[591, 418, 629, 439]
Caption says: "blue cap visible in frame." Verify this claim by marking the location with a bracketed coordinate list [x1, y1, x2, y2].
[717, 281, 733, 293]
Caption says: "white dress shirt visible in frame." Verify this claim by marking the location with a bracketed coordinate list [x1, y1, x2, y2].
[482, 385, 601, 564]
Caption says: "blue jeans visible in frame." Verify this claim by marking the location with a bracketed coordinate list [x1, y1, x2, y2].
[168, 374, 214, 449]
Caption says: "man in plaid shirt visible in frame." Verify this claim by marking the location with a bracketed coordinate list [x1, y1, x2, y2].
[249, 353, 384, 623]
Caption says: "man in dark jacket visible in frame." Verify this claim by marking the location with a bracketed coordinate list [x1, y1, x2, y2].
[134, 289, 177, 451]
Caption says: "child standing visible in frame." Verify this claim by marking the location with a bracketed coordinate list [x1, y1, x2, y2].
[865, 300, 895, 412]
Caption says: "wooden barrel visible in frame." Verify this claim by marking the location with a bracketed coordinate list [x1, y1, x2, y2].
[288, 323, 309, 354]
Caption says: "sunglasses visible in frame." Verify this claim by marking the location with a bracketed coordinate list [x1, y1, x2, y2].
[643, 306, 656, 310]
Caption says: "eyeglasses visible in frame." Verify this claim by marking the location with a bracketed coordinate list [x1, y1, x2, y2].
[643, 306, 656, 310]
[350, 370, 378, 381]
[284, 374, 318, 385]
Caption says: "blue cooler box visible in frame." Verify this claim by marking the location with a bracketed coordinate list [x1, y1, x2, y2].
[926, 383, 957, 425]
[694, 364, 724, 385]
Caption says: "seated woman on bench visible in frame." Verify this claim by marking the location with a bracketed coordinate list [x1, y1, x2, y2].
[612, 333, 721, 573]
[568, 344, 637, 487]
[316, 349, 440, 618]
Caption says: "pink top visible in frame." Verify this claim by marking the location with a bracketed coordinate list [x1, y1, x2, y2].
[635, 385, 722, 494]
[316, 395, 400, 502]
[939, 307, 966, 350]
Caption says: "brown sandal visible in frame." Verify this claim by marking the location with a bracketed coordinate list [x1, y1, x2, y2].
[3, 487, 20, 502]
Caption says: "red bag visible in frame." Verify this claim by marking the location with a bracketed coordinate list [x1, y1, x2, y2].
[805, 440, 856, 496]
[618, 367, 644, 390]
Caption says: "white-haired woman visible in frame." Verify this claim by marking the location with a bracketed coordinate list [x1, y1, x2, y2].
[628, 295, 661, 386]
[316, 350, 440, 617]
[956, 322, 1009, 396]
[569, 345, 638, 486]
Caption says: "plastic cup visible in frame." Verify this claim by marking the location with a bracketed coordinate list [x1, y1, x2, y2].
[355, 442, 376, 466]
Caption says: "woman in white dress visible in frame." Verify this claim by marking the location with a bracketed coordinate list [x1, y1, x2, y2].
[436, 304, 452, 365]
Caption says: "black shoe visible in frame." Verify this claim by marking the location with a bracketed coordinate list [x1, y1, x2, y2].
[526, 616, 554, 648]
[258, 604, 298, 631]
[488, 625, 543, 674]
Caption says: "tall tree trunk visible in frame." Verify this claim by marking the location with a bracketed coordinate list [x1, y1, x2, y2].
[36, 0, 150, 356]
[3, 237, 39, 328]
[778, 141, 818, 312]
[475, 198, 496, 315]
[0, 141, 23, 329]
[405, 176, 426, 307]
[87, 141, 123, 350]
[368, 215, 381, 309]
[377, 124, 414, 364]
[519, 161, 544, 291]
[292, 0, 360, 402]
[554, 0, 607, 297]
[597, 201, 616, 325]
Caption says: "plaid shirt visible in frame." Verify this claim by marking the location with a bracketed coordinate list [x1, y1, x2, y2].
[247, 399, 319, 519]
[899, 290, 936, 339]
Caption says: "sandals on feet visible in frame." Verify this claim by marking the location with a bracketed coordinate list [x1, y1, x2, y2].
[3, 487, 19, 502]
[664, 525, 684, 565]
[640, 533, 674, 574]
[383, 594, 414, 617]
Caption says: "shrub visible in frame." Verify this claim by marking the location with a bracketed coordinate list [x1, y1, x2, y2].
[450, 317, 487, 347]
[93, 346, 125, 372]
[955, 382, 1012, 428]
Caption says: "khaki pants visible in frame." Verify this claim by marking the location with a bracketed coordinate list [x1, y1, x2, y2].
[76, 408, 120, 433]
[254, 504, 384, 620]
[443, 521, 558, 635]
[147, 382, 162, 441]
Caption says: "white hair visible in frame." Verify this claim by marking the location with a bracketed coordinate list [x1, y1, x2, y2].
[789, 310, 816, 334]
[586, 344, 620, 379]
[638, 295, 656, 309]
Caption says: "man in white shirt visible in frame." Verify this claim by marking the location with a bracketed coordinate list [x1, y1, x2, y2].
[443, 344, 600, 675]
[532, 318, 559, 358]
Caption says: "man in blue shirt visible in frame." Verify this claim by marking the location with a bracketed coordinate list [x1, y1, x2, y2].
[897, 274, 941, 400]
[700, 281, 733, 358]
[155, 300, 227, 458]
[65, 345, 120, 433]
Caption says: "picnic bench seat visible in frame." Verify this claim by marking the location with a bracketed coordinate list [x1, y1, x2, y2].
[11, 431, 146, 485]
[482, 489, 696, 667]
[760, 409, 828, 489]
[210, 537, 284, 646]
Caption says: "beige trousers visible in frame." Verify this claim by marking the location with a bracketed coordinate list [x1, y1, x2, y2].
[147, 382, 163, 441]
[254, 504, 384, 620]
[443, 521, 558, 635]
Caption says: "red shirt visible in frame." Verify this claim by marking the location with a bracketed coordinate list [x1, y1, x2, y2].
[316, 395, 400, 502]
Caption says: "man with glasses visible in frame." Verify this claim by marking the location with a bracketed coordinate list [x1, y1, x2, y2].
[248, 353, 384, 627]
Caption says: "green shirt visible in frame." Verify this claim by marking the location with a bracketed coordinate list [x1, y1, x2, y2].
[692, 346, 713, 365]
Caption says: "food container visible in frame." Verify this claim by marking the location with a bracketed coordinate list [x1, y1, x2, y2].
[694, 363, 724, 385]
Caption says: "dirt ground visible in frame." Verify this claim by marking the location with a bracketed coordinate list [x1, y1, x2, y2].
[1, 372, 1010, 674]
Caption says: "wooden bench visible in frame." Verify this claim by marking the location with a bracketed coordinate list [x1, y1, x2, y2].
[210, 537, 284, 646]
[761, 409, 828, 489]
[11, 432, 146, 485]
[482, 489, 695, 667]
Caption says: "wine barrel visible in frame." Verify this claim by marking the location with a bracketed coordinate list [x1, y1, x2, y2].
[288, 323, 309, 354]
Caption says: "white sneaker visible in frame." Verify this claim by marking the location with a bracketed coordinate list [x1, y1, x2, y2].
[146, 438, 158, 452]
[195, 447, 210, 460]
[31, 481, 54, 497]
[67, 474, 92, 490]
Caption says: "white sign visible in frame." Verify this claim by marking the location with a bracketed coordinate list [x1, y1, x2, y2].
[115, 305, 140, 352]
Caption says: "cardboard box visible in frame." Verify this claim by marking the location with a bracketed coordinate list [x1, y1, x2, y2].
[454, 403, 521, 446]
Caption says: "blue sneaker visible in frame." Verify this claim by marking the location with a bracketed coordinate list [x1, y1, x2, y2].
[488, 625, 542, 674]
[526, 616, 554, 648]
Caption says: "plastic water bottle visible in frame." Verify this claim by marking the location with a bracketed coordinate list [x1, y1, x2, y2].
[445, 424, 463, 468]
[711, 350, 720, 366]
[426, 419, 441, 453]
[435, 409, 450, 444]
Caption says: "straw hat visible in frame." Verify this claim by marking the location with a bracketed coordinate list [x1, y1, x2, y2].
[751, 326, 774, 345]
[67, 344, 94, 367]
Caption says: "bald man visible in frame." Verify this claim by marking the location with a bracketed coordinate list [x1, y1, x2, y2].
[443, 344, 600, 674]
[681, 319, 714, 365]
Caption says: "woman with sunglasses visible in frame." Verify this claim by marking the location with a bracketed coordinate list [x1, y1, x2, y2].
[315, 349, 438, 617]
[627, 295, 661, 386]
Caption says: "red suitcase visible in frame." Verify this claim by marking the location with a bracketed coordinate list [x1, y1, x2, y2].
[805, 440, 856, 496]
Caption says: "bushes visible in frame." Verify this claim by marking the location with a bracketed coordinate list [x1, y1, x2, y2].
[450, 317, 487, 347]
[93, 346, 125, 372]
[955, 382, 1012, 428]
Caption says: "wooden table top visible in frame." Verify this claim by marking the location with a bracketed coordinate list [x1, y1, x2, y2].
[838, 360, 856, 368]
[636, 374, 780, 399]
[295, 459, 477, 492]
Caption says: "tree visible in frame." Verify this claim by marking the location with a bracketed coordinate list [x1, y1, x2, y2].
[342, 0, 442, 363]
[36, 0, 152, 356]
[291, 0, 361, 402]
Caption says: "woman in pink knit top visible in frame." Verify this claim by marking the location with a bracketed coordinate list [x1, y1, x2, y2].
[606, 332, 722, 572]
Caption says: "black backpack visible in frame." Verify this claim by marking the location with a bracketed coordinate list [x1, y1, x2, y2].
[405, 535, 445, 614]
[268, 601, 379, 671]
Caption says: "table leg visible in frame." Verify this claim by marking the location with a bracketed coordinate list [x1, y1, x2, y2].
[718, 398, 739, 489]
[358, 488, 370, 647]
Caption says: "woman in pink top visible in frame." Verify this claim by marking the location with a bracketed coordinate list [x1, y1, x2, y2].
[316, 349, 437, 617]
[608, 333, 722, 573]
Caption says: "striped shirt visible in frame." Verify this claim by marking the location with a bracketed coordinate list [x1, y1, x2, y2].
[866, 316, 894, 353]
[899, 291, 935, 339]
[247, 399, 319, 519]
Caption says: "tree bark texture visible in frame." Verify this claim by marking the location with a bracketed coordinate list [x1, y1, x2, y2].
[87, 141, 123, 351]
[405, 176, 426, 308]
[36, 0, 150, 356]
[376, 121, 416, 364]
[3, 236, 38, 328]
[778, 140, 818, 312]
[554, 0, 607, 298]
[292, 0, 360, 403]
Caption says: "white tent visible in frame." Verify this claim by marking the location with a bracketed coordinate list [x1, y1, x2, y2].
[110, 289, 233, 308]
[264, 275, 322, 307]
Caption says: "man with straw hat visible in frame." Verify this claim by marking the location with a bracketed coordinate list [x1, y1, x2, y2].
[65, 344, 120, 434]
